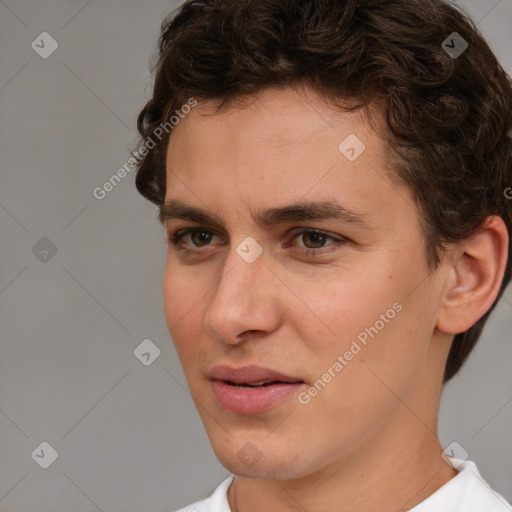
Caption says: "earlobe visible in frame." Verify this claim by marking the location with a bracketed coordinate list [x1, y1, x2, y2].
[436, 216, 509, 335]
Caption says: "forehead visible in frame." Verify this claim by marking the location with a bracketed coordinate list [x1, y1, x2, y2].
[169, 87, 381, 154]
[162, 86, 417, 234]
[167, 88, 384, 182]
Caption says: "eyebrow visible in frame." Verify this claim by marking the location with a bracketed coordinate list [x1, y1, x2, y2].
[159, 199, 371, 229]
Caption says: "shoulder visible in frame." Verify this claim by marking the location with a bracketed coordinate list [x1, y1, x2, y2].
[411, 459, 512, 512]
[173, 475, 235, 512]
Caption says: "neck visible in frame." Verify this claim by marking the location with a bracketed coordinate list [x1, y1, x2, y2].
[229, 427, 457, 512]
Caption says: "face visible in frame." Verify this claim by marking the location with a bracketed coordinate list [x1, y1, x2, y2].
[162, 87, 449, 481]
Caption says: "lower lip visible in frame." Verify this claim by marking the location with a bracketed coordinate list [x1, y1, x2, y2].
[211, 380, 304, 414]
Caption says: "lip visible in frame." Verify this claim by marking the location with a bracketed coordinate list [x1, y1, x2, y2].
[209, 365, 304, 385]
[209, 365, 305, 414]
[211, 381, 304, 414]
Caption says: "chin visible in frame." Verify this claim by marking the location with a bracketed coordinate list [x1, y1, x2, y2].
[209, 433, 312, 481]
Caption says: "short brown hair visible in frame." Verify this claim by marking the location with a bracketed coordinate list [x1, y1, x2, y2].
[134, 0, 512, 382]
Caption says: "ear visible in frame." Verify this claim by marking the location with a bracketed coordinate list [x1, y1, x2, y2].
[436, 216, 509, 335]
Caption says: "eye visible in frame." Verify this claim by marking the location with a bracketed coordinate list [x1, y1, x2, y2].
[168, 228, 221, 250]
[286, 229, 346, 256]
[168, 227, 346, 257]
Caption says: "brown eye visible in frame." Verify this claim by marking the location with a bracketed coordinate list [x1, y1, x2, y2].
[168, 228, 219, 249]
[300, 231, 328, 249]
[286, 228, 347, 257]
[189, 230, 213, 247]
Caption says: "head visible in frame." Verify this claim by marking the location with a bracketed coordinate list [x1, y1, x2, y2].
[134, 0, 512, 480]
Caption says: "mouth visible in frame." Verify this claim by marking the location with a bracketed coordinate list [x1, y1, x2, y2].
[209, 365, 306, 414]
[209, 364, 305, 386]
[221, 379, 301, 389]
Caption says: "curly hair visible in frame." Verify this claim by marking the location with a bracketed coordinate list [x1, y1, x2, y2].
[135, 0, 512, 383]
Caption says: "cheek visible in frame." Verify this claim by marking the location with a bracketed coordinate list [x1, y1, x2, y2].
[294, 295, 420, 445]
[163, 256, 207, 320]
[162, 261, 205, 358]
[162, 261, 182, 325]
[291, 266, 399, 353]
[293, 258, 428, 386]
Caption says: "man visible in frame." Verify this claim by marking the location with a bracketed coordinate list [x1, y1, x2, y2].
[134, 0, 512, 510]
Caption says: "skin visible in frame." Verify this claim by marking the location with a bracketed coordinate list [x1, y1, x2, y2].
[161, 86, 509, 511]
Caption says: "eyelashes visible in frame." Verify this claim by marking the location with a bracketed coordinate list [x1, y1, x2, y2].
[168, 227, 347, 257]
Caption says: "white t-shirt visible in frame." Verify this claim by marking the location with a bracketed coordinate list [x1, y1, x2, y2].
[174, 459, 512, 512]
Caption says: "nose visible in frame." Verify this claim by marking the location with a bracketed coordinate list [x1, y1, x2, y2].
[203, 242, 281, 345]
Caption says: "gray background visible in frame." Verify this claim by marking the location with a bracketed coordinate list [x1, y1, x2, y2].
[0, 0, 510, 511]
